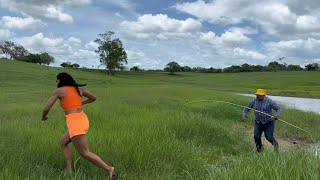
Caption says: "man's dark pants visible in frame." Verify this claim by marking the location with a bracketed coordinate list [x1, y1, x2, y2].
[254, 120, 278, 152]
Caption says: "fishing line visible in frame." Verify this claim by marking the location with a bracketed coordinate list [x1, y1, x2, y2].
[184, 99, 308, 133]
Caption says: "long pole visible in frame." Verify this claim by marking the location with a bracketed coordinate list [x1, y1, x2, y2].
[185, 99, 308, 133]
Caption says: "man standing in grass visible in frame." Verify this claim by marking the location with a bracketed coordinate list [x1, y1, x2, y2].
[242, 89, 282, 152]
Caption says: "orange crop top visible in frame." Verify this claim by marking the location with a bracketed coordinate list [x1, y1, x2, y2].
[60, 86, 82, 111]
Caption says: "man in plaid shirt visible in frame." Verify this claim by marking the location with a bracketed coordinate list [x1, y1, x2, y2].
[242, 89, 282, 152]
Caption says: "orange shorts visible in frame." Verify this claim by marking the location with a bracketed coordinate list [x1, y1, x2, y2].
[66, 111, 89, 138]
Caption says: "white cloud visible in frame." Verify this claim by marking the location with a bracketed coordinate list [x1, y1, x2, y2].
[265, 38, 320, 58]
[127, 49, 145, 59]
[15, 33, 64, 49]
[233, 47, 266, 60]
[0, 0, 91, 23]
[175, 0, 320, 38]
[295, 15, 320, 32]
[85, 41, 98, 50]
[68, 36, 81, 44]
[45, 5, 73, 23]
[0, 29, 14, 40]
[120, 14, 201, 40]
[174, 0, 245, 24]
[107, 0, 136, 10]
[0, 16, 45, 30]
[220, 30, 251, 45]
[199, 28, 252, 47]
[12, 32, 100, 67]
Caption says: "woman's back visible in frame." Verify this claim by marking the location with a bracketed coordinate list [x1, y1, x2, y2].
[60, 86, 82, 111]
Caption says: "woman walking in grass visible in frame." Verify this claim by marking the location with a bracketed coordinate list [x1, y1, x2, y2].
[42, 72, 116, 179]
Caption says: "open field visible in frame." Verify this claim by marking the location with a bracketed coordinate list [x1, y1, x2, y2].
[1, 59, 320, 179]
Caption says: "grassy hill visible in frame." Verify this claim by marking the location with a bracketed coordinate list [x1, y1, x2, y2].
[1, 59, 320, 179]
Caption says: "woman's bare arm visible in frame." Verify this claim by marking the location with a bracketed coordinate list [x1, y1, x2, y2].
[42, 88, 62, 120]
[81, 88, 96, 105]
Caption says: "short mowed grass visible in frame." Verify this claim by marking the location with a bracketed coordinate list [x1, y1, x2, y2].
[1, 59, 320, 179]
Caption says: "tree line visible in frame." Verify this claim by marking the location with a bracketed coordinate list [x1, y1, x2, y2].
[130, 61, 319, 75]
[0, 41, 54, 65]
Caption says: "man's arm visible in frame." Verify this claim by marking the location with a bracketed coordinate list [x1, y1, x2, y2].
[242, 99, 255, 121]
[271, 100, 282, 120]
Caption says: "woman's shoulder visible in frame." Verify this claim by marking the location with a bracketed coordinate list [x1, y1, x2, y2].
[56, 87, 67, 92]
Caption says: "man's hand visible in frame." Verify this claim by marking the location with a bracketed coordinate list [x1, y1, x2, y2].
[272, 116, 279, 120]
[242, 115, 247, 122]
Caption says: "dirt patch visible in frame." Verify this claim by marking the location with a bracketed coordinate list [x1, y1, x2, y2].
[242, 124, 306, 151]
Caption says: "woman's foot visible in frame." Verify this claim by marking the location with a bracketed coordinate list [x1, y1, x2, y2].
[65, 167, 73, 174]
[108, 167, 117, 179]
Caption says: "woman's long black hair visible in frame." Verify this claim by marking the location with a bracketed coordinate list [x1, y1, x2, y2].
[56, 72, 86, 96]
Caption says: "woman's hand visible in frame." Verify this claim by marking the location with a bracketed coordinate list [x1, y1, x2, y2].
[81, 88, 96, 105]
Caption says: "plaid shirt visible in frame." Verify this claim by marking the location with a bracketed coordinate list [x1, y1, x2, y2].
[242, 96, 282, 124]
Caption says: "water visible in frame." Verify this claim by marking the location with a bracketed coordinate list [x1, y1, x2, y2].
[239, 94, 320, 114]
[307, 144, 320, 158]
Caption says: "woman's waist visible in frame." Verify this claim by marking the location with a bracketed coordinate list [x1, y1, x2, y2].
[65, 108, 83, 115]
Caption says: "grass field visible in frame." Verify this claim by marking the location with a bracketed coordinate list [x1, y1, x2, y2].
[1, 59, 320, 179]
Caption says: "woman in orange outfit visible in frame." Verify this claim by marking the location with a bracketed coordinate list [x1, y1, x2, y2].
[42, 72, 116, 179]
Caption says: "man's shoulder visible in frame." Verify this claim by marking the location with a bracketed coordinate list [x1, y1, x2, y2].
[265, 96, 272, 100]
[265, 96, 277, 104]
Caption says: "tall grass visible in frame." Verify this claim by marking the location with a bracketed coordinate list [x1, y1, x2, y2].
[1, 59, 320, 179]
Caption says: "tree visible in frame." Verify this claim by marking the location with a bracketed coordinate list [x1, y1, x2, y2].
[60, 61, 80, 68]
[223, 65, 242, 73]
[72, 63, 80, 68]
[130, 66, 142, 71]
[12, 45, 29, 59]
[240, 63, 253, 72]
[0, 41, 15, 59]
[94, 31, 128, 75]
[181, 66, 191, 72]
[61, 62, 71, 67]
[287, 64, 303, 71]
[305, 63, 319, 71]
[164, 61, 181, 75]
[39, 52, 54, 65]
[267, 61, 287, 71]
[16, 53, 40, 63]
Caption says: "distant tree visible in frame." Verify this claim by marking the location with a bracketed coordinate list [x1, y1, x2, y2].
[252, 65, 267, 72]
[130, 66, 142, 71]
[61, 62, 72, 67]
[94, 31, 128, 75]
[267, 61, 287, 71]
[206, 67, 222, 73]
[287, 64, 303, 71]
[16, 53, 39, 63]
[164, 61, 181, 75]
[60, 61, 80, 68]
[181, 66, 191, 72]
[72, 63, 80, 68]
[12, 45, 29, 59]
[239, 63, 253, 72]
[223, 65, 242, 73]
[39, 52, 54, 65]
[305, 63, 319, 71]
[0, 41, 15, 59]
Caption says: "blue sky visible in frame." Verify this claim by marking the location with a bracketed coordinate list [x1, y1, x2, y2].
[1, 0, 320, 69]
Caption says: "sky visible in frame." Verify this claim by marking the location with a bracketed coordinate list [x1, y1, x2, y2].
[0, 0, 320, 69]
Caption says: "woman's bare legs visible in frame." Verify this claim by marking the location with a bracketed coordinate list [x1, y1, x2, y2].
[71, 134, 114, 178]
[60, 132, 73, 173]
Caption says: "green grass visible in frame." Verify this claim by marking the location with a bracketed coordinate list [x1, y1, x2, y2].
[1, 59, 320, 179]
